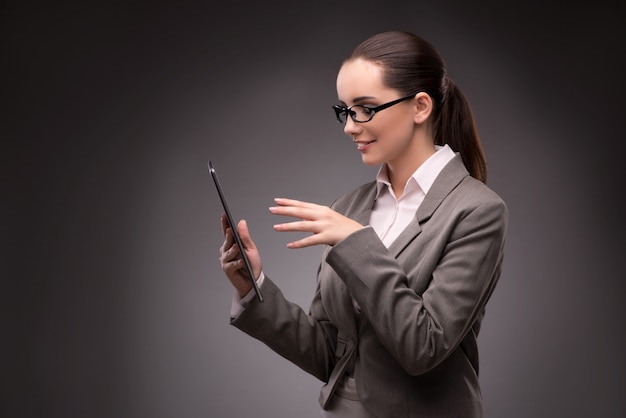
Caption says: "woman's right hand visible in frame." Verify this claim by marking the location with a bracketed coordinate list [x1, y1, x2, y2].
[219, 214, 262, 298]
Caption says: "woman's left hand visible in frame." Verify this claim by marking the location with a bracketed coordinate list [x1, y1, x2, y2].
[270, 197, 364, 248]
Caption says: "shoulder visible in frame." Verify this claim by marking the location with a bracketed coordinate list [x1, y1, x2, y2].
[425, 156, 508, 230]
[423, 155, 506, 216]
[459, 175, 507, 212]
[446, 176, 508, 233]
[440, 154, 506, 209]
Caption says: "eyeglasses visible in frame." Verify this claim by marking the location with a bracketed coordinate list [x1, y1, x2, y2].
[332, 94, 416, 124]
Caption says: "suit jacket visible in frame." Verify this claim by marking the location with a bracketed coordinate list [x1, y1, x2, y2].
[231, 154, 508, 417]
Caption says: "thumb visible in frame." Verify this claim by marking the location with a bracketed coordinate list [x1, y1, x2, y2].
[237, 219, 256, 250]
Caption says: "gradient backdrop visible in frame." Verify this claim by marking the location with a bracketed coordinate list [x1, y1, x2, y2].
[3, 1, 625, 417]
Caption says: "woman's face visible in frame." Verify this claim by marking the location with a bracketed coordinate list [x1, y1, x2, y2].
[336, 58, 417, 168]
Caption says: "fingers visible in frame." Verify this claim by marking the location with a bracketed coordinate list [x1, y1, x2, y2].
[220, 215, 235, 255]
[269, 198, 327, 248]
[270, 198, 325, 222]
[270, 198, 330, 235]
[273, 197, 315, 208]
[220, 213, 230, 235]
[220, 218, 254, 260]
[220, 231, 239, 262]
[219, 228, 241, 275]
[269, 197, 365, 248]
[219, 243, 253, 297]
[221, 244, 243, 274]
[283, 234, 324, 249]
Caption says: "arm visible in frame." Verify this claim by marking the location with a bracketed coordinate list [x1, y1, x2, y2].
[219, 213, 339, 382]
[326, 198, 508, 375]
[230, 273, 339, 382]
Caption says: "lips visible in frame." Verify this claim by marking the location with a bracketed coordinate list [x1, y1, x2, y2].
[355, 140, 376, 151]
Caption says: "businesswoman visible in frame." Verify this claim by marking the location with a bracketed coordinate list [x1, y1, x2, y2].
[219, 30, 508, 417]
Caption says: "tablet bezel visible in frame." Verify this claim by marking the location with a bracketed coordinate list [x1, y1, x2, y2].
[208, 161, 263, 302]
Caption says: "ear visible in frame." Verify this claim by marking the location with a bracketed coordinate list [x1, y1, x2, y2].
[412, 92, 433, 124]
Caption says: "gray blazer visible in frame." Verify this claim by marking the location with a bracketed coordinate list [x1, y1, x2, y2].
[232, 154, 508, 417]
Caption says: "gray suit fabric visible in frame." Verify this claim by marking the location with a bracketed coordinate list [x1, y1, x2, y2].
[231, 154, 508, 417]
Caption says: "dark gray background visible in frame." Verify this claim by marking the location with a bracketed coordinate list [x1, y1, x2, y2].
[3, 1, 625, 417]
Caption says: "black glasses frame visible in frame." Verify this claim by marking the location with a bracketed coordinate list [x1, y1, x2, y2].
[332, 93, 416, 124]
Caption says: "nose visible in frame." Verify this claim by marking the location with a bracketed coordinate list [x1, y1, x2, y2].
[343, 116, 361, 137]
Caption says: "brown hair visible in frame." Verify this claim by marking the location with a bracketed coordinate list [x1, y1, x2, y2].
[346, 31, 488, 182]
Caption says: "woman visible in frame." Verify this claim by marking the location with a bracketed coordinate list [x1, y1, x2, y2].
[219, 31, 508, 417]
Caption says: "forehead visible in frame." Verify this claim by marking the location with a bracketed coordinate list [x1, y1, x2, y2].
[336, 58, 390, 102]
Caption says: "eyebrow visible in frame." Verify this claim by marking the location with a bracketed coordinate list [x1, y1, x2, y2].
[338, 95, 377, 106]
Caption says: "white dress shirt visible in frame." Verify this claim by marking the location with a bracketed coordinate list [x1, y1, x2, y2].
[369, 144, 455, 246]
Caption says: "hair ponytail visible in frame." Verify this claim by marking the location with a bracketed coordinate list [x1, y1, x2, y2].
[347, 31, 488, 183]
[435, 76, 487, 182]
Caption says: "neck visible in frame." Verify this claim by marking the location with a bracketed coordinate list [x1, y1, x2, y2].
[387, 144, 436, 198]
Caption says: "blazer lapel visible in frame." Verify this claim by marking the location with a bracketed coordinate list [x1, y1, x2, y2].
[387, 154, 469, 257]
[349, 185, 377, 226]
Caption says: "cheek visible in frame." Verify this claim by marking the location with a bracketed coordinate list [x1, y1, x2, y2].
[374, 114, 414, 142]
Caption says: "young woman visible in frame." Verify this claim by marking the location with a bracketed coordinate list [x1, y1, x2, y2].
[219, 30, 508, 417]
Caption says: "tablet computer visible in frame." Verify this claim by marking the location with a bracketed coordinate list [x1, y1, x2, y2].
[208, 161, 263, 302]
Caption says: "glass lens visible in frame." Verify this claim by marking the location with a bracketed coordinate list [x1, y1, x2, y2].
[351, 105, 373, 122]
[332, 104, 376, 123]
[333, 105, 347, 123]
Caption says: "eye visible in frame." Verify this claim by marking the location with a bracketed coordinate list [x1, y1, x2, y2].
[352, 105, 374, 121]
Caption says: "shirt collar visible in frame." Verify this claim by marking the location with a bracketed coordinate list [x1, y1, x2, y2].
[375, 144, 456, 199]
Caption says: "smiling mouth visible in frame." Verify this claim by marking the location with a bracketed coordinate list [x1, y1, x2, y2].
[355, 140, 376, 150]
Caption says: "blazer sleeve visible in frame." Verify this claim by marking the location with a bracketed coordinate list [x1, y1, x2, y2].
[230, 274, 339, 382]
[325, 192, 508, 376]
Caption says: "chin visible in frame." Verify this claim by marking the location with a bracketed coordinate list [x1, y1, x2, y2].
[361, 154, 383, 167]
